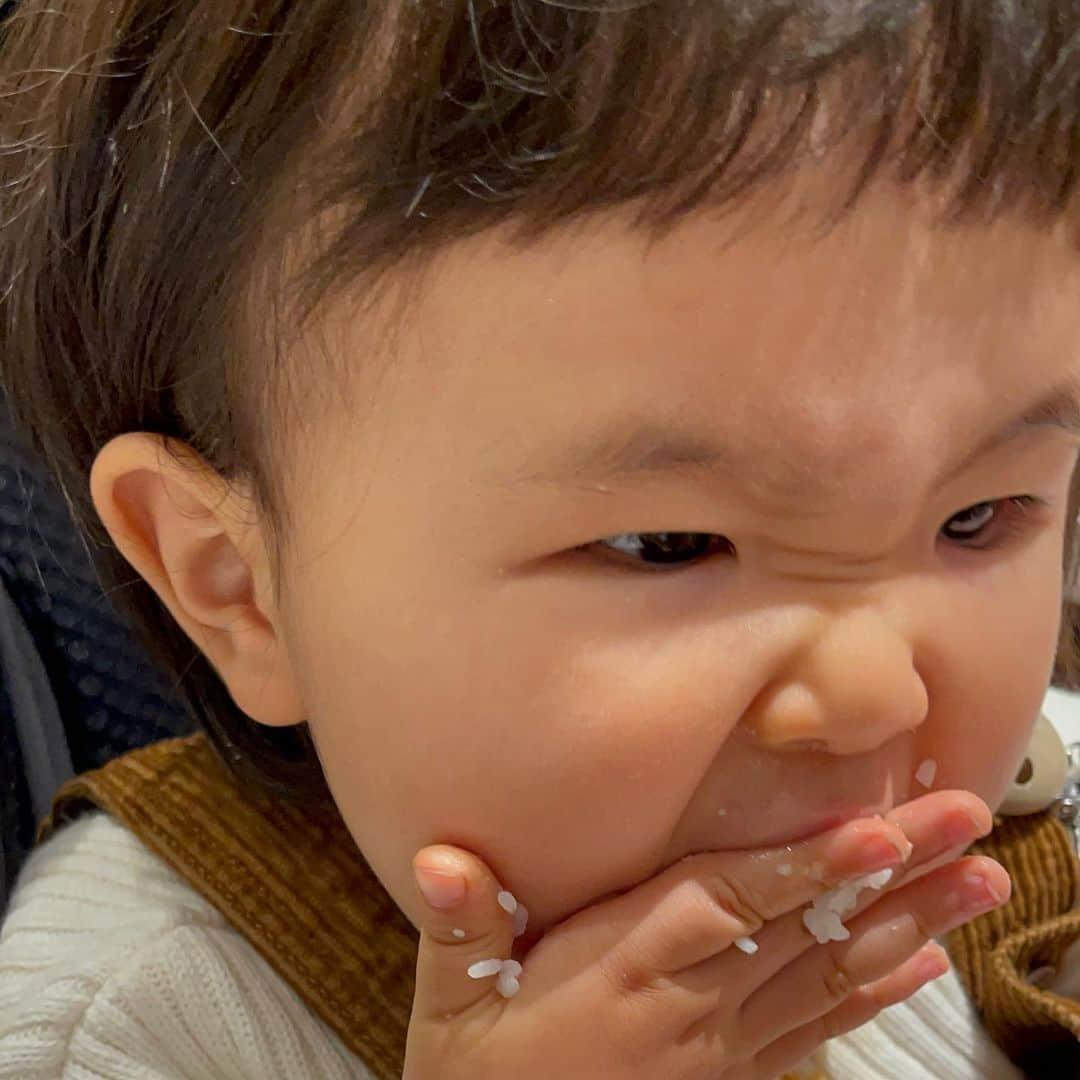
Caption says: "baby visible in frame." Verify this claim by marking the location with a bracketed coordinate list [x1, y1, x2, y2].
[2, 1, 1080, 1077]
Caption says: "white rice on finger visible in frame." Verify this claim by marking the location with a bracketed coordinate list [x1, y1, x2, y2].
[802, 867, 895, 943]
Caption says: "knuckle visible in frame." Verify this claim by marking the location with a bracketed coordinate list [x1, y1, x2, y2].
[456, 926, 505, 957]
[676, 889, 733, 947]
[696, 865, 767, 933]
[818, 1008, 845, 1043]
[819, 950, 856, 1005]
[595, 955, 674, 1063]
[907, 906, 934, 942]
[598, 951, 661, 1006]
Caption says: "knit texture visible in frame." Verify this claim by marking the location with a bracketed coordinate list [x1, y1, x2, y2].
[0, 811, 367, 1078]
[36, 733, 418, 1080]
[943, 810, 1080, 1076]
[815, 952, 1026, 1079]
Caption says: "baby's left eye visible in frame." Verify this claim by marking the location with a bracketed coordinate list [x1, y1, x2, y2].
[940, 495, 1043, 548]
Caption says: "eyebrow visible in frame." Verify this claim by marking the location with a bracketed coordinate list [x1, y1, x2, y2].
[505, 375, 1080, 492]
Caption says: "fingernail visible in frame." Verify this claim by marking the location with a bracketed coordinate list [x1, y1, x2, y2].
[414, 865, 467, 910]
[959, 868, 1006, 911]
[858, 836, 907, 873]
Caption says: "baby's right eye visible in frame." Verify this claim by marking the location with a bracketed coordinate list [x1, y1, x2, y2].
[584, 532, 735, 572]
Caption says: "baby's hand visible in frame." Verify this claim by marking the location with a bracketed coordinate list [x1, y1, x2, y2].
[403, 791, 1008, 1079]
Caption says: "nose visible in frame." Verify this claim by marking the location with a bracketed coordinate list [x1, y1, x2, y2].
[746, 607, 929, 756]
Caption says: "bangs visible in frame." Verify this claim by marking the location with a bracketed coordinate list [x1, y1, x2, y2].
[301, 0, 1080, 319]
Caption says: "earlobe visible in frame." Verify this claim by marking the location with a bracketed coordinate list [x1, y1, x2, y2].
[89, 432, 306, 728]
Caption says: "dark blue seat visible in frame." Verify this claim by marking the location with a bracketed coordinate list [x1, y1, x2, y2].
[0, 402, 192, 912]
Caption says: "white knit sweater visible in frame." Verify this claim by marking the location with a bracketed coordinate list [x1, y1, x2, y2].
[0, 811, 1036, 1080]
[0, 813, 371, 1079]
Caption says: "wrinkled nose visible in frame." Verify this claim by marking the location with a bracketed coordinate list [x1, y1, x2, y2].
[746, 607, 928, 756]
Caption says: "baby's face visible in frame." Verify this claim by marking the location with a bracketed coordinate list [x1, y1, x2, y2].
[270, 186, 1080, 936]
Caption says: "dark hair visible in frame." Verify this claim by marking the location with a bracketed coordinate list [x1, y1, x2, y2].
[3, 0, 1080, 798]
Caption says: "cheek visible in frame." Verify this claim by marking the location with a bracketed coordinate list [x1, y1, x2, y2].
[931, 548, 1063, 807]
[284, 577, 745, 931]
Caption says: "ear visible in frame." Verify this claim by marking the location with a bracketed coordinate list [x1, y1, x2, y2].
[89, 432, 305, 728]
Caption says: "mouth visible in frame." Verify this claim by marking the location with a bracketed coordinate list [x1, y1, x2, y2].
[754, 803, 892, 849]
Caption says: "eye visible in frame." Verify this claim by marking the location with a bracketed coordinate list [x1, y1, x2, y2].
[585, 532, 734, 571]
[940, 495, 1044, 549]
[581, 496, 1046, 572]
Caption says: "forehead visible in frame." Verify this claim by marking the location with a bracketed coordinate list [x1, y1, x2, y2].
[316, 184, 1080, 509]
[417, 192, 1077, 386]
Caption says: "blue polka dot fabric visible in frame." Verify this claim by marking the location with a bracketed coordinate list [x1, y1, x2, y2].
[0, 407, 192, 906]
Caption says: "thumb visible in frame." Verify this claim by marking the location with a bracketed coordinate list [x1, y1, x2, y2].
[410, 845, 526, 1021]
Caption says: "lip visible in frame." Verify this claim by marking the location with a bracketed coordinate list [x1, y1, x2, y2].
[757, 804, 888, 849]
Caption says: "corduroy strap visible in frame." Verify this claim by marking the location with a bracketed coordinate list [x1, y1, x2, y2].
[944, 810, 1080, 1075]
[37, 733, 419, 1080]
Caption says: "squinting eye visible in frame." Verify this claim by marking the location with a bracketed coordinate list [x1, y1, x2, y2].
[582, 496, 1047, 572]
[940, 496, 1043, 548]
[587, 532, 734, 570]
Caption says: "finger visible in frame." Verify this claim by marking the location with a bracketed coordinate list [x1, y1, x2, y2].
[640, 788, 991, 976]
[880, 787, 995, 886]
[676, 788, 994, 1000]
[711, 788, 992, 936]
[751, 942, 950, 1080]
[410, 845, 524, 1022]
[590, 812, 912, 980]
[737, 854, 1009, 1052]
[595, 788, 986, 979]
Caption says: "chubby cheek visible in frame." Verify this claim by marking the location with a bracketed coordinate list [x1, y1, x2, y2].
[303, 626, 727, 934]
[931, 556, 1063, 812]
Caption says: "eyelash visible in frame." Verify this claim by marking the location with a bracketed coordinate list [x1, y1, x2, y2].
[581, 496, 1048, 573]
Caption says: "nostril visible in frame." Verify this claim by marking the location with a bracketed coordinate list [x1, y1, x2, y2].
[1015, 757, 1034, 785]
[787, 739, 830, 753]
